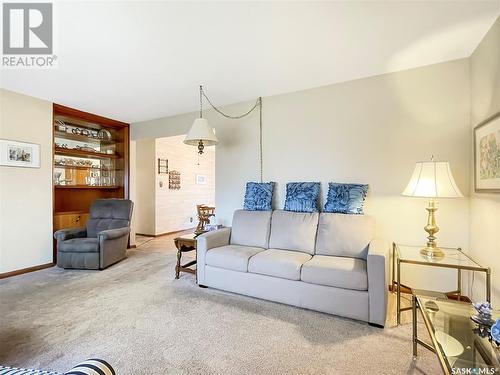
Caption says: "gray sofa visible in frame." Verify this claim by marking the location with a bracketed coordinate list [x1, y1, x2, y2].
[54, 199, 133, 270]
[197, 209, 389, 326]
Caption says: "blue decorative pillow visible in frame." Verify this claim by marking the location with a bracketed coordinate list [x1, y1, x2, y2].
[324, 183, 368, 214]
[243, 182, 275, 211]
[284, 182, 320, 213]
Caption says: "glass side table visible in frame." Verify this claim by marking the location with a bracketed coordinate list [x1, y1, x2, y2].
[393, 243, 491, 325]
[412, 292, 500, 374]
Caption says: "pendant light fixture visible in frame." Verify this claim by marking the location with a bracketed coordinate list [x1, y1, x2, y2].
[184, 86, 219, 155]
[184, 85, 264, 182]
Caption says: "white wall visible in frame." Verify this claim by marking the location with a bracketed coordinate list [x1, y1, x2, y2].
[133, 135, 215, 236]
[129, 140, 137, 246]
[132, 59, 471, 292]
[469, 16, 500, 305]
[135, 138, 156, 235]
[0, 89, 53, 273]
[155, 135, 215, 234]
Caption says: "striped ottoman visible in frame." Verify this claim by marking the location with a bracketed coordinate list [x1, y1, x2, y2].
[0, 359, 115, 375]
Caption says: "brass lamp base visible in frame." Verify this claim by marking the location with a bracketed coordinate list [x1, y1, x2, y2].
[420, 199, 444, 259]
[420, 246, 444, 259]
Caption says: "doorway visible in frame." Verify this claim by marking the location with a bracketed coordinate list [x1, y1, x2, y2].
[132, 134, 215, 241]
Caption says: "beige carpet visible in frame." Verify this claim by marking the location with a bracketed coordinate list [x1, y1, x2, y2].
[0, 236, 440, 374]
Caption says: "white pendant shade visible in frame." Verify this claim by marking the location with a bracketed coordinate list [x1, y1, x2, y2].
[402, 161, 463, 198]
[184, 118, 219, 147]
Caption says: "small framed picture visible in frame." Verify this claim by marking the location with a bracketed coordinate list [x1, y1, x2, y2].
[474, 112, 500, 192]
[169, 170, 181, 190]
[196, 174, 207, 185]
[0, 139, 40, 168]
[158, 158, 168, 174]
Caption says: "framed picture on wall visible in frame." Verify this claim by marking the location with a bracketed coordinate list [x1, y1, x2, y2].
[169, 170, 181, 189]
[474, 111, 500, 192]
[196, 174, 207, 185]
[158, 158, 168, 174]
[0, 139, 41, 168]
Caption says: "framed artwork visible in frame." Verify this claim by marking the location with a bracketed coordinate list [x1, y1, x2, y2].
[474, 112, 500, 192]
[0, 139, 40, 168]
[169, 170, 181, 190]
[196, 174, 207, 185]
[158, 158, 168, 174]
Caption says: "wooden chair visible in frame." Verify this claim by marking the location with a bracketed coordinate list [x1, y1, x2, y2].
[196, 205, 215, 234]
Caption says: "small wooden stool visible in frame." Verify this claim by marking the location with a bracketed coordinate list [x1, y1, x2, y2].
[173, 234, 197, 279]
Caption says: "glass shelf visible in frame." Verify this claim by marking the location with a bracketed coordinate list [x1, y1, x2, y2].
[54, 165, 117, 171]
[54, 185, 120, 189]
[54, 130, 115, 145]
[54, 147, 118, 159]
[395, 244, 486, 271]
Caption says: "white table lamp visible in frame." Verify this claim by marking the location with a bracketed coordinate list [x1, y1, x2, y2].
[402, 160, 463, 258]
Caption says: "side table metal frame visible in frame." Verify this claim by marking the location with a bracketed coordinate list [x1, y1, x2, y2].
[392, 242, 491, 325]
[412, 294, 452, 374]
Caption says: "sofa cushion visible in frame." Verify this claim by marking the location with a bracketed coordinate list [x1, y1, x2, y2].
[58, 238, 100, 253]
[301, 255, 368, 291]
[315, 213, 375, 259]
[248, 249, 312, 280]
[268, 210, 319, 254]
[205, 245, 265, 272]
[230, 210, 272, 249]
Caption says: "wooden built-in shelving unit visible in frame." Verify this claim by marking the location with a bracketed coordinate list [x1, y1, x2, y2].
[52, 104, 129, 262]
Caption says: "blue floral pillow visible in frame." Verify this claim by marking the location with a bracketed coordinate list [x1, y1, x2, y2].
[284, 182, 320, 213]
[324, 183, 368, 214]
[243, 182, 275, 211]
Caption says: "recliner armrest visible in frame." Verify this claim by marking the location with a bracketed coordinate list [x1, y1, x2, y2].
[98, 227, 131, 241]
[367, 238, 390, 327]
[54, 227, 87, 241]
[98, 227, 131, 269]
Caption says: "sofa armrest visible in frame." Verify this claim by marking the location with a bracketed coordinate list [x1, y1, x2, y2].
[98, 227, 131, 241]
[54, 227, 87, 241]
[196, 227, 231, 285]
[367, 238, 390, 327]
[197, 227, 231, 252]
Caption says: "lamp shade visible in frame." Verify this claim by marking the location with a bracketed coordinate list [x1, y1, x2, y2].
[184, 118, 219, 147]
[402, 161, 463, 198]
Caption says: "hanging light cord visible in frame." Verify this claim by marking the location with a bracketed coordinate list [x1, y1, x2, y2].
[200, 86, 263, 182]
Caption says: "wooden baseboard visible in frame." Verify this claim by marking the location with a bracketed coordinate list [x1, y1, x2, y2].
[388, 284, 412, 294]
[0, 262, 54, 279]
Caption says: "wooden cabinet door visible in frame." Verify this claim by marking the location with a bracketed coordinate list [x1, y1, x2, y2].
[54, 212, 89, 231]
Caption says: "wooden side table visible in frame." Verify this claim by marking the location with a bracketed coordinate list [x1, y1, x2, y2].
[173, 234, 197, 279]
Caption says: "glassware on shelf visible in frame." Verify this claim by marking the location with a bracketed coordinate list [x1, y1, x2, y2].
[54, 171, 62, 185]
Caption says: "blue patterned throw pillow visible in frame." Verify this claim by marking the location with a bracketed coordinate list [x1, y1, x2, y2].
[243, 182, 275, 211]
[324, 183, 368, 214]
[284, 182, 320, 213]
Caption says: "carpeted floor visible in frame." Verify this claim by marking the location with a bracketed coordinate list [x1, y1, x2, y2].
[0, 235, 440, 374]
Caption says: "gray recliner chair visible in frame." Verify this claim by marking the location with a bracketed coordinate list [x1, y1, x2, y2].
[54, 199, 134, 270]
